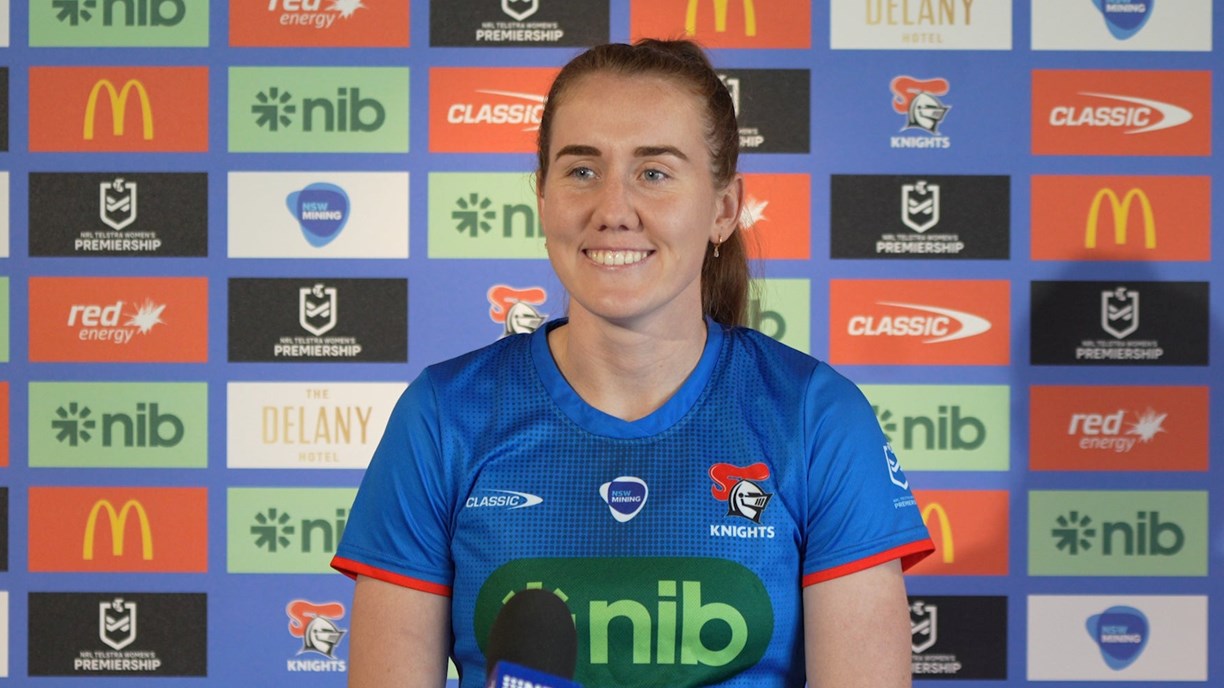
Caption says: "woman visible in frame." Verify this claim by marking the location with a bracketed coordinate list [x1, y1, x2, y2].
[333, 40, 933, 687]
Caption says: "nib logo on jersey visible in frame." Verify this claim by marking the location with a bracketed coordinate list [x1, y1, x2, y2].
[428, 173, 545, 259]
[29, 173, 208, 257]
[1030, 281, 1208, 366]
[229, 67, 409, 152]
[862, 385, 1009, 471]
[831, 175, 1010, 259]
[30, 0, 207, 47]
[890, 76, 951, 149]
[909, 596, 1007, 679]
[474, 558, 772, 686]
[488, 285, 547, 337]
[29, 277, 208, 363]
[228, 487, 357, 573]
[429, 67, 556, 153]
[30, 382, 207, 468]
[231, 0, 408, 47]
[28, 593, 207, 677]
[286, 600, 347, 672]
[1033, 70, 1211, 156]
[431, 0, 608, 46]
[1029, 386, 1208, 472]
[708, 463, 774, 538]
[717, 70, 809, 153]
[228, 278, 407, 362]
[1029, 491, 1207, 576]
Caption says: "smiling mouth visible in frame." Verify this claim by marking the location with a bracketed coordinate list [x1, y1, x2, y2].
[584, 249, 652, 266]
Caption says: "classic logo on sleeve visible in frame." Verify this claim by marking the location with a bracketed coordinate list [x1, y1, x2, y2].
[890, 75, 951, 149]
[230, 0, 409, 47]
[286, 599, 347, 672]
[630, 0, 810, 48]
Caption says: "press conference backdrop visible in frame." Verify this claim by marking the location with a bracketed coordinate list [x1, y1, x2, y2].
[0, 1, 1219, 685]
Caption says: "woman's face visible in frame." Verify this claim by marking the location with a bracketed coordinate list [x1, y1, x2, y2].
[538, 71, 740, 331]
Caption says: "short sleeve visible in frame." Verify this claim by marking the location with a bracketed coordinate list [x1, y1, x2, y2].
[800, 365, 933, 585]
[331, 370, 455, 596]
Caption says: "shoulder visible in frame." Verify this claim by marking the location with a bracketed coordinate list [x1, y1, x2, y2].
[417, 331, 534, 393]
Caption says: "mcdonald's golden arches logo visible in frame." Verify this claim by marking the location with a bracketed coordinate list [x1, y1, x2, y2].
[84, 79, 154, 141]
[906, 490, 1009, 576]
[686, 0, 756, 36]
[83, 499, 153, 561]
[1085, 188, 1155, 250]
[630, 0, 809, 49]
[920, 502, 954, 564]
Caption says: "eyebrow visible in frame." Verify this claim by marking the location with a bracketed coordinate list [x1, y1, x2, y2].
[553, 144, 689, 162]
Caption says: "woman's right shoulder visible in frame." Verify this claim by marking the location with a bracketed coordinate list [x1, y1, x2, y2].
[406, 332, 536, 402]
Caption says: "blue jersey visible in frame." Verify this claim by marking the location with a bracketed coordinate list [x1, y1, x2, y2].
[334, 320, 932, 687]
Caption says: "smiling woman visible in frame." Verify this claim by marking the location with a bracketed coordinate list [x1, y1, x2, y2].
[333, 39, 933, 688]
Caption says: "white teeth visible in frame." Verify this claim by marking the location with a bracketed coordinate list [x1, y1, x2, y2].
[586, 250, 649, 266]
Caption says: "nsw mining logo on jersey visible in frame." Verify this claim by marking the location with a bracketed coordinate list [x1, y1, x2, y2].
[599, 477, 647, 522]
[708, 462, 775, 538]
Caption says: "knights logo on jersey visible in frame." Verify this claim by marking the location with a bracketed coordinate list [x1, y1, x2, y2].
[709, 462, 773, 523]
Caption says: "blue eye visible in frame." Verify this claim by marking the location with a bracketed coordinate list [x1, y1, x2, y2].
[568, 166, 595, 180]
[643, 168, 669, 182]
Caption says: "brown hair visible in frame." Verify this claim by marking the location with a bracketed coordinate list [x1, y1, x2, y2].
[536, 39, 751, 328]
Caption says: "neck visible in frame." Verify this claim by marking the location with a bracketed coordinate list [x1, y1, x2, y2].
[548, 310, 708, 421]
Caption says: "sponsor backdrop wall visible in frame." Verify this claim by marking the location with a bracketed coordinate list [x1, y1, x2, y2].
[0, 0, 1218, 685]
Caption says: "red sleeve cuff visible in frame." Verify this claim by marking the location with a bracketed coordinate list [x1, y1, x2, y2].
[801, 538, 935, 586]
[331, 556, 453, 597]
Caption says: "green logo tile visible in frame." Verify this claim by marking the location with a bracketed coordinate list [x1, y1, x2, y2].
[227, 487, 358, 573]
[428, 172, 545, 258]
[860, 385, 1009, 471]
[30, 0, 209, 47]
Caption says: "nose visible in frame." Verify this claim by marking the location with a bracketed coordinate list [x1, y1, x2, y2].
[593, 175, 639, 231]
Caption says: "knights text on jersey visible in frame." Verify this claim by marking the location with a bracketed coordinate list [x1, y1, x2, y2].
[333, 319, 933, 687]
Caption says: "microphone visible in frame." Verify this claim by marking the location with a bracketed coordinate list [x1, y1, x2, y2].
[484, 588, 580, 688]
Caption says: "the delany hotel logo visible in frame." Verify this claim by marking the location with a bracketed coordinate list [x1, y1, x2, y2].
[1032, 70, 1211, 156]
[630, 0, 811, 48]
[29, 67, 209, 152]
[829, 280, 1009, 365]
[907, 490, 1009, 576]
[230, 0, 409, 47]
[28, 487, 208, 572]
[29, 277, 208, 363]
[1031, 175, 1211, 261]
[429, 67, 555, 153]
[1030, 386, 1208, 472]
[831, 0, 1012, 50]
[889, 75, 952, 149]
[740, 174, 810, 260]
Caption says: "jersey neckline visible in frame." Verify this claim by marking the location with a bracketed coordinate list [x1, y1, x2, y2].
[530, 317, 724, 439]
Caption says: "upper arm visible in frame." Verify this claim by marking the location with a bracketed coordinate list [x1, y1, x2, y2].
[803, 560, 911, 688]
[348, 575, 452, 688]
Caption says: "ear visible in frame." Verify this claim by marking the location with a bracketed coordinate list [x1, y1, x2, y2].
[711, 174, 744, 242]
[535, 171, 547, 229]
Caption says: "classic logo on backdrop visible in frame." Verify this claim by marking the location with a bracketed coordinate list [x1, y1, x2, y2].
[1031, 0, 1212, 51]
[890, 75, 951, 149]
[738, 174, 810, 260]
[716, 70, 810, 153]
[28, 277, 208, 363]
[430, 0, 607, 46]
[1032, 70, 1211, 156]
[749, 278, 811, 354]
[428, 67, 556, 153]
[829, 280, 1009, 365]
[27, 593, 207, 677]
[830, 175, 1009, 258]
[1029, 491, 1207, 576]
[630, 0, 811, 48]
[286, 600, 348, 672]
[909, 596, 1007, 679]
[830, 0, 1012, 50]
[228, 67, 409, 152]
[1029, 175, 1210, 261]
[1030, 281, 1208, 366]
[28, 67, 209, 152]
[1027, 596, 1208, 681]
[428, 173, 544, 258]
[29, 0, 208, 46]
[29, 382, 207, 468]
[1029, 386, 1208, 472]
[227, 382, 405, 469]
[860, 385, 1009, 471]
[488, 285, 548, 337]
[27, 487, 208, 572]
[227, 278, 407, 362]
[28, 173, 208, 256]
[907, 491, 1009, 576]
[474, 558, 773, 686]
[230, 0, 409, 47]
[227, 487, 357, 573]
[227, 172, 408, 258]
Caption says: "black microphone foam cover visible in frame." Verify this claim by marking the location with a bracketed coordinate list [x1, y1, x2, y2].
[484, 588, 578, 680]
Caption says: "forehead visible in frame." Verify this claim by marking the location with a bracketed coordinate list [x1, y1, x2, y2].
[550, 72, 710, 149]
